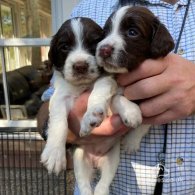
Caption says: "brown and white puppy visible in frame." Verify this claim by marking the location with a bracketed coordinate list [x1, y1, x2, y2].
[78, 6, 174, 195]
[41, 17, 104, 174]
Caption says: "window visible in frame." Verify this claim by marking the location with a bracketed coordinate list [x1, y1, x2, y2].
[0, 4, 14, 38]
[0, 1, 52, 72]
[0, 0, 52, 126]
[0, 0, 81, 127]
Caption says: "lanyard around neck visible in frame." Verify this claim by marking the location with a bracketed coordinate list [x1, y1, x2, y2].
[174, 0, 191, 53]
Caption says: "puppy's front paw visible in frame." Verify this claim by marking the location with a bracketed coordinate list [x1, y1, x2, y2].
[41, 143, 66, 175]
[80, 106, 106, 137]
[120, 105, 142, 128]
[80, 188, 93, 195]
[94, 184, 109, 195]
[122, 125, 150, 154]
[122, 133, 141, 154]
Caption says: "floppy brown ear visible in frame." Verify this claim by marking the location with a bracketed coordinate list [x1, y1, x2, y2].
[48, 35, 57, 67]
[150, 18, 175, 58]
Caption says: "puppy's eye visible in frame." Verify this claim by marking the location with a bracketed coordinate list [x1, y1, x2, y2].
[62, 45, 69, 51]
[128, 28, 139, 37]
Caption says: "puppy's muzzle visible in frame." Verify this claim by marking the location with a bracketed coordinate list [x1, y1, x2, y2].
[73, 61, 89, 74]
[99, 44, 114, 59]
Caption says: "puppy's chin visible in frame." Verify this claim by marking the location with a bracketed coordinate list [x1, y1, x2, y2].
[103, 64, 128, 73]
[66, 74, 99, 86]
[97, 59, 128, 73]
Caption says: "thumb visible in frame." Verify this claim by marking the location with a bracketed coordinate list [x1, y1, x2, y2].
[92, 114, 128, 136]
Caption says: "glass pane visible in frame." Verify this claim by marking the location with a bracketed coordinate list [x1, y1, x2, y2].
[0, 0, 51, 38]
[0, 4, 14, 38]
[0, 46, 52, 120]
[20, 7, 27, 38]
[4, 46, 50, 72]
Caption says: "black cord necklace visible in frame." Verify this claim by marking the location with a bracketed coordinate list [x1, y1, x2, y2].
[154, 0, 191, 194]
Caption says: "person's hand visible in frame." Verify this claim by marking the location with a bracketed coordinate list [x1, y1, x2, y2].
[37, 93, 127, 155]
[67, 92, 128, 154]
[68, 92, 127, 136]
[117, 53, 195, 125]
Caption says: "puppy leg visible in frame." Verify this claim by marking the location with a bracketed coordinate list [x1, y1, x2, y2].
[94, 141, 120, 195]
[73, 147, 93, 195]
[41, 91, 69, 174]
[111, 95, 142, 128]
[41, 72, 71, 174]
[80, 76, 117, 136]
[122, 124, 151, 153]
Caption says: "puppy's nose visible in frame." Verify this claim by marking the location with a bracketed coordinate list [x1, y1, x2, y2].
[99, 44, 114, 58]
[73, 61, 89, 74]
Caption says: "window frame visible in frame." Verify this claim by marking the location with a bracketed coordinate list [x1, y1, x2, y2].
[0, 38, 50, 128]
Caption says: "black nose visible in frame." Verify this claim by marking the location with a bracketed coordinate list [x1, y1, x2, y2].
[73, 61, 89, 74]
[99, 44, 114, 58]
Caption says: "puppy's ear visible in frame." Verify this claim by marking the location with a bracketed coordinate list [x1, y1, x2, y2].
[48, 35, 57, 67]
[150, 18, 175, 58]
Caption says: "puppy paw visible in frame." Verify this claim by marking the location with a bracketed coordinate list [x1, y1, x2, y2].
[41, 143, 66, 175]
[80, 106, 106, 137]
[80, 188, 93, 195]
[120, 106, 142, 128]
[94, 184, 109, 195]
[122, 134, 141, 154]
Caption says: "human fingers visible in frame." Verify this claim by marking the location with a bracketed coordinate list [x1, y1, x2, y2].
[123, 74, 170, 100]
[69, 90, 128, 137]
[139, 93, 172, 117]
[74, 126, 128, 145]
[143, 109, 183, 125]
[142, 89, 195, 124]
[69, 113, 127, 137]
[117, 58, 167, 86]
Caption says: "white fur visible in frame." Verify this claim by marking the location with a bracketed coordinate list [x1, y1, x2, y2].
[41, 18, 100, 175]
[122, 124, 150, 154]
[71, 18, 83, 48]
[76, 5, 151, 194]
[77, 92, 150, 194]
[77, 75, 145, 195]
[80, 76, 117, 136]
[64, 49, 98, 85]
[111, 94, 142, 128]
[63, 19, 99, 85]
[95, 4, 150, 156]
[74, 141, 121, 195]
[41, 10, 151, 195]
[41, 70, 89, 174]
[96, 6, 130, 73]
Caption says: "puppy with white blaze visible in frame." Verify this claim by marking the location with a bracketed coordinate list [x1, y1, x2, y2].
[40, 17, 104, 174]
[78, 6, 174, 195]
